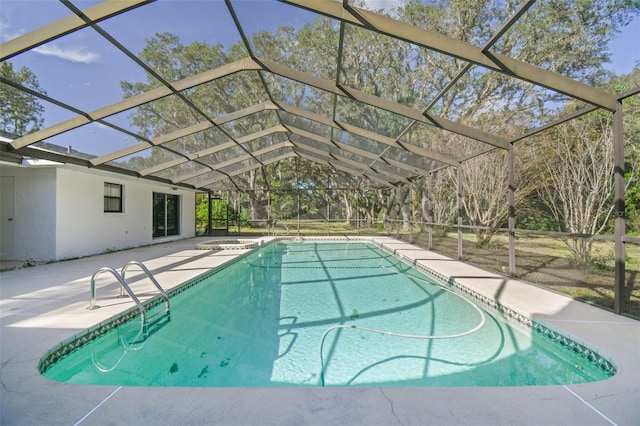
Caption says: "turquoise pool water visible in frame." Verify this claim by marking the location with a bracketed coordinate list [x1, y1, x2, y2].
[43, 241, 612, 387]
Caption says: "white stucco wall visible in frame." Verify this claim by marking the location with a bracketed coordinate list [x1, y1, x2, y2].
[55, 167, 195, 261]
[1, 161, 195, 262]
[0, 164, 57, 261]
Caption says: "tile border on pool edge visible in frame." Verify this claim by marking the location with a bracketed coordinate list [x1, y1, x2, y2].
[195, 239, 259, 250]
[272, 236, 617, 377]
[37, 237, 616, 378]
[37, 248, 257, 374]
[385, 244, 617, 377]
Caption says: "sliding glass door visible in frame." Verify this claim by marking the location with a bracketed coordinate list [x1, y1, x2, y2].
[153, 192, 180, 238]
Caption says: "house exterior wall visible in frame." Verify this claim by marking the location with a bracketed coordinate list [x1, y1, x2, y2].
[1, 162, 196, 262]
[55, 167, 195, 261]
[0, 165, 57, 261]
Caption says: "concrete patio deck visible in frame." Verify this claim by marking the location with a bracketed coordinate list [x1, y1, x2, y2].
[1, 236, 638, 425]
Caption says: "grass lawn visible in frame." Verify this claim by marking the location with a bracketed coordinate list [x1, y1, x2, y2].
[411, 230, 640, 318]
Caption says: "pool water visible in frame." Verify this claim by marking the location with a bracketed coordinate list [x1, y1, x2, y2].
[43, 241, 612, 387]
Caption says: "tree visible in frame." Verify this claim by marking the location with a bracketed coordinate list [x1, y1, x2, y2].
[121, 33, 280, 223]
[611, 65, 640, 234]
[118, 1, 639, 231]
[0, 61, 46, 135]
[421, 171, 457, 236]
[395, 0, 639, 245]
[454, 153, 511, 246]
[534, 110, 639, 264]
[530, 64, 640, 264]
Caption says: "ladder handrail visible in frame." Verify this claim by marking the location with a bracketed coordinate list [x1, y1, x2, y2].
[120, 261, 170, 310]
[88, 267, 146, 323]
[88, 262, 171, 345]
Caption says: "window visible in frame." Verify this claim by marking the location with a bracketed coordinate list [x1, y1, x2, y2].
[104, 183, 123, 213]
[153, 192, 180, 238]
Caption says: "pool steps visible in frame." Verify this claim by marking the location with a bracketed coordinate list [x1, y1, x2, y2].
[88, 261, 171, 345]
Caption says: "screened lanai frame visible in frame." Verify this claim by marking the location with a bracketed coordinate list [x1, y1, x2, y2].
[0, 0, 638, 314]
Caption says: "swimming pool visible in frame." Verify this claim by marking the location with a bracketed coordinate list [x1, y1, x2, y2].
[41, 240, 613, 387]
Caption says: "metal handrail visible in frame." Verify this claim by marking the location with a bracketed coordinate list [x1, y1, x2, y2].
[88, 267, 146, 325]
[120, 261, 170, 310]
[88, 262, 171, 344]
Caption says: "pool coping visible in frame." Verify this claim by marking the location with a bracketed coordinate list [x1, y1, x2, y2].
[195, 239, 259, 250]
[1, 236, 638, 425]
[376, 239, 618, 376]
[38, 236, 616, 379]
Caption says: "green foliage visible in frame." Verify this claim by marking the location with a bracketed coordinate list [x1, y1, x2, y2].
[116, 2, 639, 237]
[617, 68, 640, 234]
[22, 258, 36, 268]
[195, 194, 208, 223]
[0, 61, 46, 135]
[626, 170, 640, 234]
[518, 214, 557, 232]
[195, 194, 230, 222]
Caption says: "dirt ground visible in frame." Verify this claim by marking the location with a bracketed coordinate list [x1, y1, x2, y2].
[399, 230, 639, 318]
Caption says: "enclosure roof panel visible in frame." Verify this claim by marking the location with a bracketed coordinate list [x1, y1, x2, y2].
[282, 0, 618, 111]
[1, 0, 635, 191]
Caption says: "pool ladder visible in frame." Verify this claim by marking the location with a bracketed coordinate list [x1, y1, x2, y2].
[88, 261, 170, 342]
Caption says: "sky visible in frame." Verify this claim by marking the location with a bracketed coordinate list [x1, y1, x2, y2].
[0, 0, 638, 157]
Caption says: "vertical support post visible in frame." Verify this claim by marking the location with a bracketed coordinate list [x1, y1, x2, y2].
[428, 173, 433, 250]
[297, 189, 301, 236]
[410, 215, 414, 244]
[508, 144, 516, 275]
[208, 191, 213, 237]
[163, 194, 168, 238]
[411, 182, 416, 244]
[327, 194, 330, 236]
[267, 189, 272, 236]
[237, 192, 242, 235]
[457, 166, 463, 260]
[326, 173, 330, 236]
[225, 192, 230, 235]
[613, 100, 626, 314]
[296, 157, 300, 236]
[356, 188, 360, 236]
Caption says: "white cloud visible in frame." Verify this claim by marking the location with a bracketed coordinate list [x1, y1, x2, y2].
[358, 0, 404, 19]
[33, 43, 99, 64]
[0, 18, 24, 43]
[1, 18, 100, 65]
[87, 122, 109, 132]
[361, 0, 402, 14]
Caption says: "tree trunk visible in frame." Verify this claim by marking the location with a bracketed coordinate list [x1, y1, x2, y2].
[342, 191, 353, 224]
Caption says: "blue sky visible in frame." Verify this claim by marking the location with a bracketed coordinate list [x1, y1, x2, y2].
[0, 0, 638, 156]
[606, 16, 640, 75]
